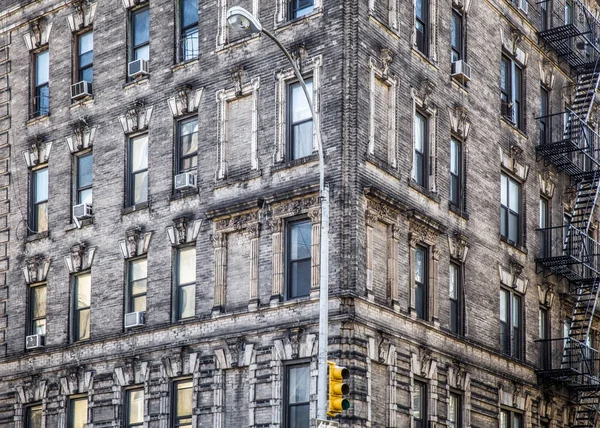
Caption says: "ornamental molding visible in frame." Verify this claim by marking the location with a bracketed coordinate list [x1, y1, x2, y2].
[121, 0, 148, 9]
[500, 145, 529, 181]
[539, 169, 556, 199]
[167, 85, 204, 117]
[214, 210, 260, 234]
[214, 338, 254, 369]
[166, 216, 202, 245]
[22, 256, 51, 284]
[538, 282, 555, 307]
[23, 18, 52, 50]
[448, 104, 471, 140]
[367, 336, 396, 365]
[411, 348, 437, 379]
[539, 60, 556, 89]
[16, 379, 47, 405]
[498, 261, 529, 294]
[365, 198, 400, 227]
[59, 370, 94, 395]
[23, 138, 52, 167]
[67, 1, 97, 32]
[501, 28, 528, 66]
[118, 101, 154, 134]
[119, 227, 153, 259]
[273, 329, 317, 361]
[66, 123, 97, 153]
[447, 363, 470, 390]
[271, 194, 320, 219]
[407, 209, 447, 246]
[64, 243, 96, 273]
[161, 352, 200, 377]
[114, 361, 149, 386]
[448, 232, 469, 262]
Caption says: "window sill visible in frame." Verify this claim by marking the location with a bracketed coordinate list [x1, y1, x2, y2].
[216, 33, 260, 53]
[449, 203, 469, 220]
[26, 230, 49, 242]
[408, 179, 440, 203]
[411, 47, 438, 69]
[26, 114, 50, 127]
[123, 76, 150, 90]
[274, 8, 323, 31]
[499, 235, 528, 255]
[65, 217, 94, 231]
[171, 57, 199, 73]
[368, 13, 400, 38]
[70, 96, 94, 109]
[366, 154, 401, 180]
[169, 187, 199, 202]
[271, 153, 318, 173]
[122, 201, 150, 216]
[450, 75, 469, 91]
[215, 169, 262, 188]
[499, 116, 527, 138]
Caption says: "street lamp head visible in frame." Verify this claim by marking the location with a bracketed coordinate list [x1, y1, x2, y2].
[226, 6, 262, 33]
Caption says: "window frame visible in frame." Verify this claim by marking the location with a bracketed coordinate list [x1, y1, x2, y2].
[539, 86, 550, 146]
[67, 395, 88, 428]
[449, 262, 463, 335]
[127, 257, 148, 314]
[500, 172, 522, 246]
[178, 0, 199, 62]
[30, 166, 49, 235]
[288, 0, 314, 20]
[285, 218, 312, 300]
[75, 30, 93, 83]
[28, 282, 47, 337]
[448, 391, 462, 428]
[412, 379, 428, 428]
[171, 378, 193, 427]
[451, 8, 464, 62]
[75, 151, 93, 206]
[283, 361, 311, 428]
[174, 246, 196, 321]
[413, 110, 429, 188]
[175, 116, 199, 179]
[129, 6, 150, 65]
[124, 387, 144, 428]
[539, 196, 550, 258]
[539, 306, 550, 369]
[500, 55, 524, 129]
[72, 272, 91, 342]
[415, 245, 429, 321]
[449, 137, 463, 209]
[25, 403, 43, 428]
[415, 0, 429, 55]
[126, 133, 149, 207]
[287, 78, 314, 162]
[31, 49, 50, 118]
[500, 287, 523, 360]
[500, 408, 523, 428]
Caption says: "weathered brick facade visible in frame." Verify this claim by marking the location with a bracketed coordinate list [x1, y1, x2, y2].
[0, 0, 592, 426]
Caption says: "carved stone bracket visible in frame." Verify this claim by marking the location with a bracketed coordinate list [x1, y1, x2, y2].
[121, 0, 148, 9]
[417, 78, 436, 108]
[500, 145, 529, 181]
[539, 170, 556, 199]
[411, 349, 437, 379]
[22, 256, 51, 284]
[539, 59, 555, 89]
[538, 282, 555, 307]
[119, 228, 153, 259]
[67, 1, 97, 32]
[272, 195, 320, 219]
[23, 138, 52, 167]
[23, 18, 53, 50]
[407, 210, 446, 246]
[114, 361, 149, 386]
[16, 378, 48, 404]
[273, 329, 317, 361]
[214, 211, 260, 233]
[166, 217, 202, 246]
[64, 242, 96, 273]
[66, 123, 97, 154]
[501, 28, 528, 66]
[214, 338, 254, 369]
[167, 85, 204, 117]
[448, 232, 469, 262]
[59, 369, 94, 395]
[498, 262, 529, 294]
[448, 104, 471, 140]
[118, 101, 154, 134]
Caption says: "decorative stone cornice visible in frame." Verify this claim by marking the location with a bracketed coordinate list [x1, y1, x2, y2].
[538, 282, 555, 307]
[271, 195, 320, 219]
[59, 370, 94, 395]
[66, 123, 97, 153]
[119, 227, 153, 259]
[166, 216, 202, 245]
[539, 59, 555, 89]
[539, 170, 556, 199]
[23, 138, 52, 167]
[273, 329, 317, 361]
[114, 361, 149, 386]
[64, 243, 96, 273]
[23, 18, 52, 50]
[22, 256, 51, 285]
[448, 232, 469, 262]
[448, 104, 471, 140]
[214, 210, 259, 234]
[406, 209, 447, 246]
[498, 262, 529, 294]
[118, 101, 154, 134]
[500, 145, 529, 181]
[66, 1, 97, 32]
[167, 85, 204, 117]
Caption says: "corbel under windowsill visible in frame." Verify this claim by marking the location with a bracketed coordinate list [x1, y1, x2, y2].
[26, 115, 50, 127]
[169, 187, 199, 202]
[123, 76, 150, 90]
[26, 230, 49, 243]
[121, 201, 150, 216]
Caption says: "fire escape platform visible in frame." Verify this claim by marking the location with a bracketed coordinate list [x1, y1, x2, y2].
[539, 25, 595, 71]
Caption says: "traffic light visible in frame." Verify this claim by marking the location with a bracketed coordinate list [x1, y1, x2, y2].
[328, 361, 350, 416]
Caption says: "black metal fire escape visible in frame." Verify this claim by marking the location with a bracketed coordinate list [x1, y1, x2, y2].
[535, 0, 600, 425]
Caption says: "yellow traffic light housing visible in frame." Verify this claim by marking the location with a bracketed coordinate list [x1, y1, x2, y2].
[328, 361, 350, 417]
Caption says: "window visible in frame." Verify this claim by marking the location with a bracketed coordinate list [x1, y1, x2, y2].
[289, 0, 314, 20]
[32, 50, 49, 117]
[540, 0, 549, 30]
[415, 0, 429, 55]
[75, 152, 93, 206]
[287, 219, 312, 299]
[25, 404, 42, 428]
[500, 409, 523, 428]
[68, 396, 88, 428]
[451, 9, 463, 62]
[179, 0, 199, 62]
[30, 167, 49, 234]
[449, 262, 462, 335]
[448, 392, 462, 428]
[415, 246, 428, 320]
[565, 0, 573, 25]
[130, 7, 150, 63]
[125, 388, 144, 428]
[72, 273, 91, 341]
[288, 79, 314, 161]
[75, 31, 93, 83]
[500, 288, 523, 359]
[539, 86, 549, 145]
[175, 247, 196, 320]
[500, 173, 521, 245]
[28, 283, 46, 337]
[412, 379, 427, 428]
[176, 117, 198, 177]
[450, 138, 463, 208]
[172, 379, 193, 427]
[284, 363, 310, 428]
[127, 134, 148, 207]
[127, 258, 147, 314]
[413, 111, 428, 187]
[539, 197, 549, 258]
[539, 306, 550, 369]
[500, 56, 523, 129]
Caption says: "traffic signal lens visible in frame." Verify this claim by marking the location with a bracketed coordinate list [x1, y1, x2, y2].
[328, 361, 351, 416]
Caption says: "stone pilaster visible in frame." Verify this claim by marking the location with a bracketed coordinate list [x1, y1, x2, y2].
[212, 233, 227, 315]
[270, 218, 284, 305]
[0, 32, 10, 358]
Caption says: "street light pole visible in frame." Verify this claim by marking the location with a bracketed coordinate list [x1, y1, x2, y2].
[226, 7, 330, 421]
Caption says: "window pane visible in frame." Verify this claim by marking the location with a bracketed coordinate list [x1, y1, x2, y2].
[288, 365, 310, 404]
[292, 121, 314, 159]
[131, 259, 147, 281]
[178, 247, 196, 285]
[133, 296, 146, 312]
[448, 393, 458, 425]
[500, 58, 509, 93]
[509, 213, 519, 243]
[412, 382, 422, 418]
[500, 410, 509, 428]
[181, 0, 198, 28]
[416, 0, 425, 20]
[512, 295, 520, 327]
[78, 188, 93, 206]
[181, 29, 199, 61]
[500, 207, 507, 237]
[79, 32, 93, 56]
[36, 202, 48, 233]
[450, 139, 459, 175]
[133, 171, 148, 205]
[32, 286, 46, 318]
[77, 308, 90, 340]
[175, 380, 193, 418]
[509, 179, 520, 212]
[501, 174, 508, 206]
[449, 264, 457, 299]
[33, 319, 46, 336]
[70, 397, 88, 428]
[131, 136, 148, 172]
[27, 405, 43, 428]
[76, 274, 91, 309]
[514, 413, 523, 428]
[134, 44, 150, 61]
[291, 260, 311, 298]
[539, 199, 547, 228]
[36, 51, 49, 85]
[415, 247, 425, 283]
[128, 389, 144, 424]
[451, 11, 462, 55]
[131, 279, 147, 297]
[77, 154, 93, 189]
[292, 81, 313, 123]
[291, 221, 311, 260]
[179, 284, 195, 319]
[414, 114, 425, 152]
[500, 289, 508, 322]
[133, 9, 150, 46]
[35, 169, 48, 203]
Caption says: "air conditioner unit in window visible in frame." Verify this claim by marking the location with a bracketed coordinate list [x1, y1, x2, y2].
[128, 59, 149, 78]
[73, 203, 93, 220]
[71, 81, 93, 100]
[25, 334, 45, 350]
[451, 60, 472, 84]
[174, 172, 196, 190]
[124, 311, 145, 328]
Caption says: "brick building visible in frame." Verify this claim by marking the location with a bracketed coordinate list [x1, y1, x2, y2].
[0, 0, 599, 426]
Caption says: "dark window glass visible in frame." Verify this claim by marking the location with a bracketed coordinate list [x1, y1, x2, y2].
[451, 9, 463, 62]
[77, 31, 93, 82]
[176, 118, 198, 175]
[413, 380, 427, 428]
[28, 283, 46, 336]
[415, 0, 429, 55]
[288, 79, 313, 160]
[285, 364, 310, 428]
[32, 50, 49, 117]
[26, 404, 42, 428]
[68, 397, 88, 428]
[413, 112, 428, 187]
[500, 173, 521, 245]
[76, 153, 93, 205]
[415, 246, 428, 320]
[175, 247, 196, 320]
[180, 0, 199, 61]
[73, 273, 91, 341]
[539, 87, 549, 145]
[565, 0, 573, 24]
[287, 220, 312, 299]
[449, 263, 462, 335]
[448, 392, 461, 428]
[501, 409, 523, 428]
[450, 138, 462, 208]
[131, 8, 150, 62]
[539, 197, 549, 258]
[126, 388, 144, 428]
[539, 307, 550, 369]
[173, 379, 193, 427]
[128, 259, 147, 313]
[127, 135, 148, 207]
[500, 56, 523, 129]
[30, 167, 48, 234]
[289, 0, 314, 20]
[500, 288, 523, 359]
